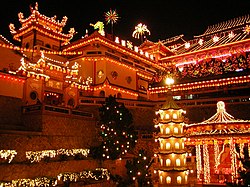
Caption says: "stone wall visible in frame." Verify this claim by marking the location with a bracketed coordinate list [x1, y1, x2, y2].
[0, 95, 23, 130]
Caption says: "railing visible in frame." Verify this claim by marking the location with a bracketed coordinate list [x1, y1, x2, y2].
[79, 96, 159, 108]
[79, 95, 250, 109]
[22, 104, 94, 118]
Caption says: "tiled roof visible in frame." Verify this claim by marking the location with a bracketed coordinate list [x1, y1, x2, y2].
[165, 15, 250, 55]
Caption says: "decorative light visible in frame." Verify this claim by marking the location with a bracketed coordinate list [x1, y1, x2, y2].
[213, 36, 219, 43]
[228, 31, 235, 38]
[203, 144, 210, 183]
[198, 39, 203, 46]
[196, 144, 202, 180]
[26, 148, 90, 163]
[184, 42, 190, 49]
[0, 150, 17, 163]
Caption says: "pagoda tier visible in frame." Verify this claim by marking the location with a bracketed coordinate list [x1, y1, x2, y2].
[154, 91, 189, 186]
[9, 2, 75, 45]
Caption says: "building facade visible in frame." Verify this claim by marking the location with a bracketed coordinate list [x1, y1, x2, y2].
[0, 2, 250, 186]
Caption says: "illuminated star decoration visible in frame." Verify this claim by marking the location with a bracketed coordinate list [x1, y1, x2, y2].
[132, 23, 151, 43]
[105, 9, 119, 39]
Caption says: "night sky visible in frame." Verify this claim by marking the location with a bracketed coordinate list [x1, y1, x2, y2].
[0, 0, 250, 46]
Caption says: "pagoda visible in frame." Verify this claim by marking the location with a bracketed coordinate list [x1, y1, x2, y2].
[154, 87, 188, 186]
[9, 2, 76, 51]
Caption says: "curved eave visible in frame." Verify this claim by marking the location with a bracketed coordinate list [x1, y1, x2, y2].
[155, 134, 185, 139]
[155, 167, 188, 172]
[160, 37, 250, 61]
[12, 24, 72, 42]
[186, 121, 250, 128]
[19, 11, 66, 28]
[155, 150, 186, 155]
[186, 131, 250, 139]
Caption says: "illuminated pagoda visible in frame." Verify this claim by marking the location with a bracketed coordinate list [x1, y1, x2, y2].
[154, 80, 188, 186]
[9, 2, 76, 51]
[185, 101, 250, 184]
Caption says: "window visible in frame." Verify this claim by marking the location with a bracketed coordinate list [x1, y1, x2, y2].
[160, 158, 163, 166]
[67, 98, 75, 107]
[45, 44, 51, 48]
[174, 127, 178, 134]
[166, 176, 171, 184]
[117, 93, 122, 98]
[160, 142, 164, 149]
[177, 176, 182, 184]
[166, 127, 170, 134]
[166, 142, 171, 150]
[165, 113, 170, 119]
[176, 158, 180, 166]
[166, 159, 171, 166]
[173, 113, 178, 119]
[99, 90, 105, 97]
[175, 142, 180, 149]
[30, 91, 38, 100]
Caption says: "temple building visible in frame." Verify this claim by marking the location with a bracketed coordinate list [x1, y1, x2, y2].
[0, 2, 250, 186]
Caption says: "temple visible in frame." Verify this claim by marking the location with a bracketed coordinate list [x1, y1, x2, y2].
[0, 2, 250, 187]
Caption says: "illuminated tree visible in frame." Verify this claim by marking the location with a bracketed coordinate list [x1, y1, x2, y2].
[125, 149, 153, 187]
[226, 144, 250, 187]
[132, 23, 151, 43]
[105, 9, 119, 40]
[91, 95, 138, 160]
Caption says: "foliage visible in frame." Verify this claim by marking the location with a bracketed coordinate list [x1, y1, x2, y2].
[125, 149, 153, 187]
[90, 95, 138, 160]
[226, 144, 250, 187]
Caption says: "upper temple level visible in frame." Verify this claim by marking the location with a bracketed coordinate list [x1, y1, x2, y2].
[9, 2, 76, 51]
[0, 2, 249, 116]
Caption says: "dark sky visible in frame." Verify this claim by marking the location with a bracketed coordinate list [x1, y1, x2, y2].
[1, 0, 250, 46]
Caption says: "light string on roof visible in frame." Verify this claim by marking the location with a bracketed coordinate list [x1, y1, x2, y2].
[149, 75, 250, 94]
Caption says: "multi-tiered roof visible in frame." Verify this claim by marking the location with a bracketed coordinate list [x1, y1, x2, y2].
[9, 2, 76, 45]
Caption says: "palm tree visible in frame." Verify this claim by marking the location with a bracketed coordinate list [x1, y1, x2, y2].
[132, 23, 151, 43]
[104, 9, 119, 40]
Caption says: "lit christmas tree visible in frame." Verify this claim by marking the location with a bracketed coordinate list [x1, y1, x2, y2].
[92, 95, 138, 160]
[125, 149, 153, 187]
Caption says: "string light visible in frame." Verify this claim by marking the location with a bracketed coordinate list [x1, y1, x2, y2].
[0, 168, 109, 187]
[203, 144, 210, 183]
[195, 144, 202, 181]
[0, 150, 17, 163]
[149, 75, 250, 94]
[26, 148, 90, 163]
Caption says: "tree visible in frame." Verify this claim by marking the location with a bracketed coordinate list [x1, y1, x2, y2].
[91, 95, 138, 160]
[226, 143, 250, 187]
[105, 9, 119, 40]
[132, 23, 151, 43]
[125, 149, 154, 187]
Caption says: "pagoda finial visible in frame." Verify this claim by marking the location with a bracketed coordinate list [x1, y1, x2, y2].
[29, 2, 39, 12]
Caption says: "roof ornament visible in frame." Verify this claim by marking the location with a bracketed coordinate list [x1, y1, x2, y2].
[29, 2, 39, 12]
[9, 23, 16, 34]
[90, 21, 105, 36]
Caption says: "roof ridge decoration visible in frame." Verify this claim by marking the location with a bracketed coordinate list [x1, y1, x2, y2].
[195, 14, 250, 38]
